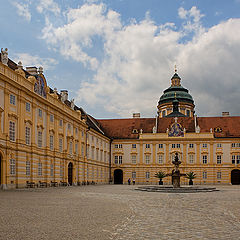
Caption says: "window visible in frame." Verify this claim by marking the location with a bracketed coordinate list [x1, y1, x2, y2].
[50, 135, 54, 150]
[75, 128, 78, 134]
[82, 130, 84, 137]
[10, 94, 16, 105]
[189, 144, 194, 148]
[237, 155, 240, 164]
[96, 150, 99, 160]
[114, 155, 122, 164]
[217, 172, 221, 179]
[60, 164, 63, 177]
[9, 121, 15, 141]
[10, 159, 16, 175]
[81, 144, 84, 156]
[68, 123, 71, 130]
[145, 155, 150, 164]
[75, 142, 78, 154]
[132, 172, 136, 179]
[26, 161, 30, 176]
[38, 109, 42, 117]
[158, 155, 163, 164]
[203, 171, 207, 179]
[172, 144, 180, 149]
[202, 143, 207, 148]
[158, 144, 163, 149]
[50, 164, 54, 177]
[146, 144, 150, 149]
[202, 155, 207, 164]
[115, 144, 122, 148]
[232, 155, 235, 164]
[92, 148, 94, 159]
[69, 142, 73, 154]
[38, 131, 42, 147]
[232, 143, 240, 148]
[59, 119, 63, 127]
[217, 143, 222, 148]
[50, 114, 54, 122]
[132, 144, 136, 149]
[217, 155, 222, 164]
[162, 110, 166, 117]
[189, 154, 194, 164]
[132, 155, 137, 164]
[59, 138, 63, 152]
[186, 109, 190, 117]
[38, 162, 42, 176]
[146, 172, 150, 179]
[25, 126, 30, 145]
[26, 102, 31, 112]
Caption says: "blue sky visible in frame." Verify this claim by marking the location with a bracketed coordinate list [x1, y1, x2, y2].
[1, 0, 240, 118]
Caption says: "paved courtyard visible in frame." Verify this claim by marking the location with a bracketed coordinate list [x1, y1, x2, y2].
[0, 185, 240, 240]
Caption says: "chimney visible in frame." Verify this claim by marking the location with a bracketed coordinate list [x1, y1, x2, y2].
[133, 113, 140, 118]
[26, 67, 38, 75]
[60, 90, 68, 102]
[222, 112, 230, 117]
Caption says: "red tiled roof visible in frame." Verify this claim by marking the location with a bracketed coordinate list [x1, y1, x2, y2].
[197, 116, 240, 138]
[97, 116, 240, 139]
[98, 118, 156, 139]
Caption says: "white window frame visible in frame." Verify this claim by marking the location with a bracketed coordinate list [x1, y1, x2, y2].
[158, 154, 163, 164]
[26, 102, 31, 112]
[25, 126, 31, 145]
[38, 131, 42, 148]
[10, 159, 16, 175]
[145, 155, 150, 164]
[26, 160, 31, 176]
[50, 135, 54, 150]
[10, 94, 16, 105]
[132, 155, 137, 164]
[9, 121, 15, 142]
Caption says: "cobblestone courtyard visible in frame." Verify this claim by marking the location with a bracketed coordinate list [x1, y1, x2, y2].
[0, 185, 240, 240]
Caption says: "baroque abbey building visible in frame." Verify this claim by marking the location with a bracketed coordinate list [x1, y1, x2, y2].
[0, 48, 240, 189]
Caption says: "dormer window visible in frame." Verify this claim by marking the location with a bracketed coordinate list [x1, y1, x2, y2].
[214, 127, 222, 133]
[132, 129, 138, 134]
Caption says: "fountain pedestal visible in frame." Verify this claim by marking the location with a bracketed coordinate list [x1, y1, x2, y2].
[172, 172, 180, 188]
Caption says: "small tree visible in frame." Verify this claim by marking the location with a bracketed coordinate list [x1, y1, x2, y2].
[185, 172, 196, 185]
[155, 171, 166, 185]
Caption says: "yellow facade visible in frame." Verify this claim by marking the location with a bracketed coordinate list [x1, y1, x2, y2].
[0, 61, 110, 189]
[111, 133, 240, 185]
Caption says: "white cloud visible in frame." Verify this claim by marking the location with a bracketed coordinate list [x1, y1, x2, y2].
[41, 3, 240, 117]
[13, 53, 58, 71]
[42, 3, 121, 69]
[36, 0, 60, 15]
[12, 1, 31, 22]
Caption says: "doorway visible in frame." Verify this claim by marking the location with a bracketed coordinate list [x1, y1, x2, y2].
[231, 169, 240, 185]
[68, 162, 73, 186]
[114, 169, 123, 184]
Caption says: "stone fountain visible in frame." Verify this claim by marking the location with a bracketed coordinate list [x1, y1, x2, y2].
[136, 153, 218, 193]
[170, 153, 185, 188]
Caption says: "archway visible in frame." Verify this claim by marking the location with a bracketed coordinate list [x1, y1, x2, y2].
[68, 162, 73, 186]
[114, 169, 123, 184]
[231, 169, 240, 185]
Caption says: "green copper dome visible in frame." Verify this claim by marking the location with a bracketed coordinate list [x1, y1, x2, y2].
[158, 73, 194, 105]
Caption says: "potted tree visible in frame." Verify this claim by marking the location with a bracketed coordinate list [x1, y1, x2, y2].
[185, 172, 196, 185]
[155, 171, 166, 185]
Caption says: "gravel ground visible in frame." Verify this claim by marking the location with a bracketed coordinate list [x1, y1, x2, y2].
[0, 185, 240, 240]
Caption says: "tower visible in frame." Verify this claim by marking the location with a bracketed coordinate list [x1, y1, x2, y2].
[157, 70, 195, 118]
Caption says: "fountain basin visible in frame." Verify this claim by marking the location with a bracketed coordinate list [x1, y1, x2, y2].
[136, 186, 218, 193]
